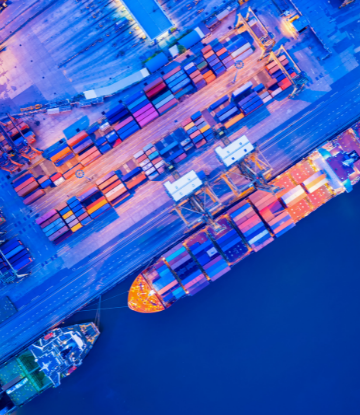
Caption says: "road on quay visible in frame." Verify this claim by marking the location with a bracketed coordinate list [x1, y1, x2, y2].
[1, 66, 360, 363]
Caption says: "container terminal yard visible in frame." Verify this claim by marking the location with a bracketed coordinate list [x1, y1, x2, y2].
[0, 0, 360, 411]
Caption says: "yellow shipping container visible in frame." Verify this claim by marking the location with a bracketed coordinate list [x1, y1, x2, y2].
[87, 198, 107, 215]
[184, 122, 195, 131]
[62, 210, 74, 219]
[71, 223, 83, 232]
[200, 124, 210, 133]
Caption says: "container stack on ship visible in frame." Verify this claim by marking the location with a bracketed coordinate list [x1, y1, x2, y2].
[0, 323, 99, 414]
[128, 127, 360, 313]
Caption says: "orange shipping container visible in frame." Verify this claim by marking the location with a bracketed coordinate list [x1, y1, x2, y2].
[50, 147, 71, 162]
[98, 175, 118, 190]
[68, 131, 88, 148]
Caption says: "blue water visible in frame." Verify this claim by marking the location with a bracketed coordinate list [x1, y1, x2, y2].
[18, 185, 360, 415]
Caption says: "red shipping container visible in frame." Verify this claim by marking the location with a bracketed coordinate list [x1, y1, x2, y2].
[143, 77, 163, 93]
[126, 172, 147, 189]
[18, 181, 39, 197]
[195, 139, 206, 148]
[37, 175, 49, 185]
[67, 131, 88, 147]
[136, 154, 148, 163]
[190, 130, 201, 140]
[190, 70, 201, 79]
[103, 180, 122, 194]
[113, 139, 122, 148]
[181, 117, 193, 127]
[78, 146, 97, 161]
[216, 47, 227, 56]
[201, 45, 212, 55]
[110, 190, 131, 206]
[151, 156, 162, 165]
[279, 78, 292, 90]
[63, 164, 82, 180]
[204, 50, 214, 59]
[81, 151, 101, 167]
[98, 175, 118, 190]
[192, 75, 203, 84]
[146, 82, 166, 99]
[15, 177, 36, 192]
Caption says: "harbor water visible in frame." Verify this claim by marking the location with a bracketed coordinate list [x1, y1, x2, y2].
[18, 184, 360, 415]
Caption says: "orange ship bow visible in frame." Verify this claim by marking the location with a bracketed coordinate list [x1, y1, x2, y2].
[128, 274, 165, 313]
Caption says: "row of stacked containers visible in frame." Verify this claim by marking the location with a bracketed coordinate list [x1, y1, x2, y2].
[265, 55, 295, 97]
[32, 34, 255, 180]
[182, 111, 213, 149]
[128, 152, 341, 312]
[11, 34, 288, 203]
[0, 239, 32, 274]
[35, 161, 149, 244]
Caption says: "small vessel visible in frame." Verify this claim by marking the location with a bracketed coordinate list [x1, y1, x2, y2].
[0, 323, 100, 414]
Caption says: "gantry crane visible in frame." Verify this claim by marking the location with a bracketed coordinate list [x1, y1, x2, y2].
[235, 7, 275, 60]
[267, 46, 308, 97]
[0, 244, 31, 284]
[164, 170, 223, 232]
[215, 134, 282, 197]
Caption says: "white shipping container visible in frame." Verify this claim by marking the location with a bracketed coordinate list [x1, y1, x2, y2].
[262, 95, 272, 104]
[270, 88, 282, 97]
[236, 48, 254, 62]
[233, 81, 253, 98]
[105, 183, 125, 198]
[139, 158, 150, 167]
[134, 150, 144, 159]
[155, 160, 165, 169]
[100, 122, 110, 132]
[248, 229, 269, 245]
[142, 162, 153, 171]
[194, 27, 205, 39]
[47, 108, 60, 115]
[216, 8, 231, 20]
[145, 167, 156, 176]
[306, 177, 328, 193]
[184, 62, 195, 71]
[281, 185, 305, 205]
[231, 43, 251, 58]
[169, 45, 179, 58]
[54, 177, 65, 186]
[259, 91, 270, 99]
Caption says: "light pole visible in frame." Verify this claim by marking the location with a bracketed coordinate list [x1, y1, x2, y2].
[233, 60, 244, 84]
[75, 169, 92, 182]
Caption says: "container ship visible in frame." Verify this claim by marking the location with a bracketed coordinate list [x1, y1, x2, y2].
[128, 124, 360, 313]
[0, 323, 100, 414]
